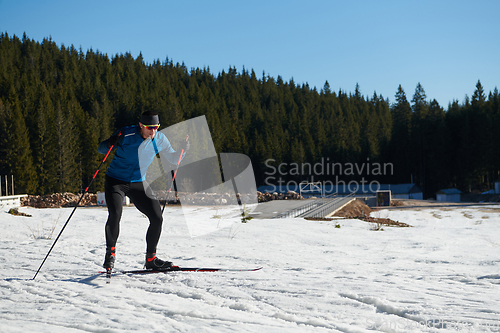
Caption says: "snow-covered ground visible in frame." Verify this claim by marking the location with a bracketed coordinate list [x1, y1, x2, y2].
[1, 203, 500, 332]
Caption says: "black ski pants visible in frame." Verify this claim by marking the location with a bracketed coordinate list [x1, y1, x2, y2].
[104, 175, 163, 254]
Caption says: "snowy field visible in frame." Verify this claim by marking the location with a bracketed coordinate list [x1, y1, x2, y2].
[1, 202, 500, 332]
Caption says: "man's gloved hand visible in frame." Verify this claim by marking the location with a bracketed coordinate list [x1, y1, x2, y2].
[178, 139, 190, 151]
[107, 133, 122, 148]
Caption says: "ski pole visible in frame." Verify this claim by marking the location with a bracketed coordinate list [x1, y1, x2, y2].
[162, 135, 188, 213]
[32, 137, 119, 280]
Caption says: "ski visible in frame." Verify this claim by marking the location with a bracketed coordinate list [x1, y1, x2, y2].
[99, 266, 262, 275]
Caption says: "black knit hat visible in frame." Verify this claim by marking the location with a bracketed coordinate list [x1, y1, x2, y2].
[140, 111, 159, 125]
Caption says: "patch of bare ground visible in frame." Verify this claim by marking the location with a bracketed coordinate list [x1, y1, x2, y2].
[479, 207, 500, 213]
[8, 208, 32, 217]
[333, 199, 372, 218]
[332, 199, 412, 227]
[356, 216, 412, 227]
[462, 212, 474, 219]
[304, 217, 336, 221]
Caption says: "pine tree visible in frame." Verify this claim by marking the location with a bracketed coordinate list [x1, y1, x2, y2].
[411, 83, 429, 189]
[490, 87, 500, 181]
[469, 80, 489, 189]
[391, 85, 413, 183]
[0, 99, 10, 178]
[31, 82, 58, 194]
[54, 98, 79, 192]
[2, 99, 38, 193]
[423, 99, 448, 196]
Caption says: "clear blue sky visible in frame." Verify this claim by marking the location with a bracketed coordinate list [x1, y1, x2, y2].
[1, 0, 499, 107]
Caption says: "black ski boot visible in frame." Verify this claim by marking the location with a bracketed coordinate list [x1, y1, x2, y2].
[103, 247, 116, 270]
[144, 253, 173, 271]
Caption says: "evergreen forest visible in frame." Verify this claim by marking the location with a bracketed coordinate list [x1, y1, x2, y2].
[1, 33, 499, 199]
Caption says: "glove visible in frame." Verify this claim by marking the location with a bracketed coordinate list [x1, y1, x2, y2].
[178, 139, 190, 151]
[107, 133, 122, 148]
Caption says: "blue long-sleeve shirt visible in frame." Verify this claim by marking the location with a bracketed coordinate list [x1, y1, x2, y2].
[98, 125, 182, 182]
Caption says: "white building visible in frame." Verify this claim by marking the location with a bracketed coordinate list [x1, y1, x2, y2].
[436, 188, 461, 202]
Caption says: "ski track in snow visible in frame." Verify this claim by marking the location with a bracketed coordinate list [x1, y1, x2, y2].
[1, 204, 500, 332]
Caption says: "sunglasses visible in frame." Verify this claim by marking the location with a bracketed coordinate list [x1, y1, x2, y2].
[141, 124, 160, 130]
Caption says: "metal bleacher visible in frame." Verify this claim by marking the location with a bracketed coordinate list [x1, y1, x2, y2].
[273, 193, 356, 219]
[297, 195, 355, 218]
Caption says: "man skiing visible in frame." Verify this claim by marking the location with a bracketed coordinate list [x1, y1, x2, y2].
[98, 111, 188, 271]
